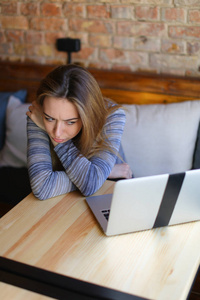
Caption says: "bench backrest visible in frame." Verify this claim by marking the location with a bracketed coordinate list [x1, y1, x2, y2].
[0, 61, 200, 104]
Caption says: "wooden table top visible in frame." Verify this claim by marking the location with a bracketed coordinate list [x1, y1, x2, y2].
[0, 180, 200, 300]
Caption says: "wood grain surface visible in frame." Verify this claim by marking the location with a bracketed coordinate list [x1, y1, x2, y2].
[0, 181, 200, 300]
[1, 61, 200, 104]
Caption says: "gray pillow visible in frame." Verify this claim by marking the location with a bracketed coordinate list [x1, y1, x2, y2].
[192, 122, 200, 169]
[0, 89, 27, 150]
[0, 96, 29, 167]
[121, 101, 200, 177]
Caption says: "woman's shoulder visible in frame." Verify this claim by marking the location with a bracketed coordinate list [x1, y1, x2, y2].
[105, 98, 125, 116]
[107, 102, 126, 120]
[104, 100, 126, 129]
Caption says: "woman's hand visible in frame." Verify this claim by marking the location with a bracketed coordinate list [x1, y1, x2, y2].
[26, 101, 45, 130]
[108, 163, 133, 179]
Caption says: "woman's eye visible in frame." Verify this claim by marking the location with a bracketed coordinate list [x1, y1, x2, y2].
[66, 121, 76, 125]
[45, 116, 54, 122]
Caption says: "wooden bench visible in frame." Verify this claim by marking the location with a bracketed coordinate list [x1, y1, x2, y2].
[0, 61, 200, 105]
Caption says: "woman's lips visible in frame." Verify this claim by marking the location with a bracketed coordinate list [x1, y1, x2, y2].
[52, 137, 65, 143]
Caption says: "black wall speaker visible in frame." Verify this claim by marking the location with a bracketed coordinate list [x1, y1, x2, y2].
[56, 38, 81, 63]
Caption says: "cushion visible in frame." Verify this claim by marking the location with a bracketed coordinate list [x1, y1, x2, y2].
[121, 101, 200, 178]
[192, 122, 200, 169]
[0, 90, 27, 150]
[0, 95, 29, 168]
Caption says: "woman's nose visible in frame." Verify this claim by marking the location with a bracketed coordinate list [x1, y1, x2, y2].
[54, 122, 62, 137]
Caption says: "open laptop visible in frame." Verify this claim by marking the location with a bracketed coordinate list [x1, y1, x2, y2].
[86, 169, 200, 236]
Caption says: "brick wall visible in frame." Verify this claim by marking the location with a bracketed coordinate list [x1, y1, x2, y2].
[1, 0, 200, 77]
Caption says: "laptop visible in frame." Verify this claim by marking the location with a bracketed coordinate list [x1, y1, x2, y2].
[86, 169, 200, 236]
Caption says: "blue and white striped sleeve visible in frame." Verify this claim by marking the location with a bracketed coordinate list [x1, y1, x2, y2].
[27, 118, 76, 200]
[27, 107, 126, 200]
[55, 108, 126, 196]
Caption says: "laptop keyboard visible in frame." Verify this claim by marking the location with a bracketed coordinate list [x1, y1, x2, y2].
[101, 209, 110, 221]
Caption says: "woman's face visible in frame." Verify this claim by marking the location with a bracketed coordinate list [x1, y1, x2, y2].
[43, 96, 82, 144]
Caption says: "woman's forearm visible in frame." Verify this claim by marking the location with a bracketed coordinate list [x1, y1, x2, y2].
[55, 108, 126, 196]
[27, 118, 76, 200]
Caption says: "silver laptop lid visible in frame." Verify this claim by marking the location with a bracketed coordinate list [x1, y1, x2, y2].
[86, 170, 200, 236]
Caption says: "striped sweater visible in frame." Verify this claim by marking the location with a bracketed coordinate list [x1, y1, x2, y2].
[27, 107, 126, 200]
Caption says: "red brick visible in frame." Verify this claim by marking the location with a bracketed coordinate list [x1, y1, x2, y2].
[100, 0, 119, 3]
[135, 6, 159, 20]
[87, 5, 110, 18]
[113, 36, 134, 50]
[150, 53, 198, 70]
[169, 26, 200, 38]
[174, 0, 200, 6]
[89, 34, 112, 47]
[69, 19, 115, 34]
[63, 3, 84, 17]
[111, 5, 134, 19]
[0, 0, 199, 76]
[53, 49, 68, 60]
[30, 17, 67, 31]
[0, 31, 6, 43]
[6, 30, 24, 43]
[20, 3, 39, 16]
[69, 33, 88, 45]
[37, 45, 53, 57]
[100, 48, 126, 63]
[0, 43, 13, 55]
[73, 46, 96, 60]
[14, 44, 26, 55]
[185, 69, 200, 77]
[117, 21, 166, 37]
[161, 68, 185, 76]
[161, 8, 186, 22]
[1, 3, 18, 15]
[161, 39, 185, 53]
[25, 31, 43, 44]
[27, 44, 53, 57]
[1, 16, 29, 30]
[25, 44, 37, 56]
[189, 10, 200, 23]
[187, 41, 200, 55]
[135, 36, 160, 52]
[45, 32, 65, 44]
[41, 3, 62, 17]
[129, 52, 148, 66]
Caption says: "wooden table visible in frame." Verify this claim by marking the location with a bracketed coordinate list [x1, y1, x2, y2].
[0, 180, 200, 300]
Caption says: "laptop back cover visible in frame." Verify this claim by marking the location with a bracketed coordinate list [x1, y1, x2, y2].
[106, 174, 169, 236]
[106, 170, 200, 236]
[86, 170, 200, 236]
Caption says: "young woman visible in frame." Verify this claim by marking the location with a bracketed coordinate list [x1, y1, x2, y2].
[26, 64, 132, 200]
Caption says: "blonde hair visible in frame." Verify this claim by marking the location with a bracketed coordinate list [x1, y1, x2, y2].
[37, 64, 121, 159]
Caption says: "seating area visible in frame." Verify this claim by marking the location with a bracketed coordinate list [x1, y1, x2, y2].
[1, 61, 200, 204]
[0, 61, 199, 298]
